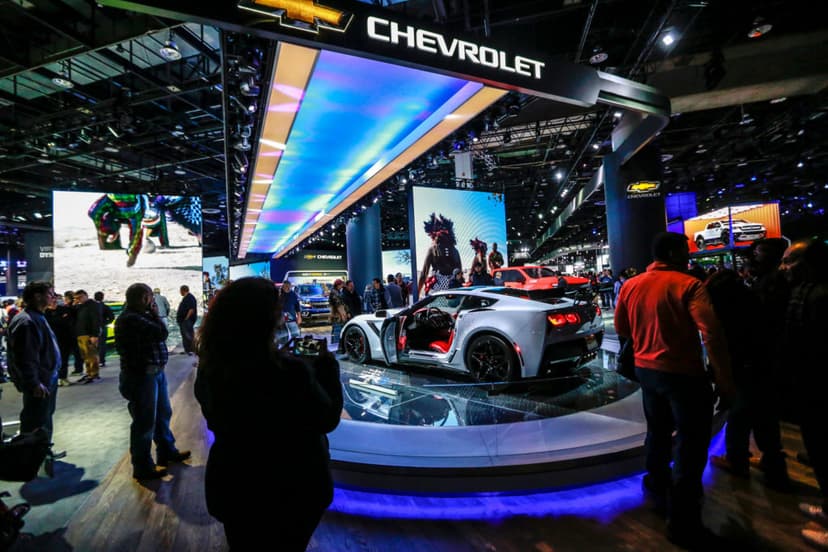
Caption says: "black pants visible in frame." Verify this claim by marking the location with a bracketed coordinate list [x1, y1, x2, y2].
[98, 330, 108, 365]
[723, 374, 785, 469]
[179, 319, 195, 353]
[800, 395, 828, 509]
[636, 367, 713, 530]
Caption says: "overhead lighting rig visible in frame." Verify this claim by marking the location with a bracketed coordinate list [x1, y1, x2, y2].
[222, 32, 270, 259]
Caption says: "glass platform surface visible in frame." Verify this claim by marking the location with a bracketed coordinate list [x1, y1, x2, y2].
[327, 346, 647, 492]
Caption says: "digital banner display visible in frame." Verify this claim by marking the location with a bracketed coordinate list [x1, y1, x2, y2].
[382, 249, 411, 280]
[684, 203, 782, 253]
[229, 261, 270, 280]
[53, 191, 202, 306]
[24, 231, 53, 283]
[203, 255, 229, 309]
[410, 186, 507, 296]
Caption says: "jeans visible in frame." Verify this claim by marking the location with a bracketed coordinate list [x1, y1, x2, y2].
[20, 372, 58, 441]
[119, 368, 178, 471]
[636, 367, 713, 528]
[600, 290, 614, 308]
[179, 319, 195, 353]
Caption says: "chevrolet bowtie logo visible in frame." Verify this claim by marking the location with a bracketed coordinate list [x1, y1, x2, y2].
[239, 0, 352, 33]
[627, 181, 661, 193]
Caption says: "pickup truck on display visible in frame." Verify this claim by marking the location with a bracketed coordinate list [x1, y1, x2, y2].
[694, 219, 766, 250]
[295, 283, 331, 325]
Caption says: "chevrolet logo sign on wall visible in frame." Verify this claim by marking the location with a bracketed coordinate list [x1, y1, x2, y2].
[239, 0, 352, 33]
[626, 180, 662, 199]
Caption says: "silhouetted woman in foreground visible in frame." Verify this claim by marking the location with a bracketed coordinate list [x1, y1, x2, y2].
[194, 277, 343, 551]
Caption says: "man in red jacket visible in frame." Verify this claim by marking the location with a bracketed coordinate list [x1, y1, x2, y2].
[614, 232, 733, 548]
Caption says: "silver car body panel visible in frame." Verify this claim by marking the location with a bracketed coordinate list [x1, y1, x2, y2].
[340, 288, 603, 379]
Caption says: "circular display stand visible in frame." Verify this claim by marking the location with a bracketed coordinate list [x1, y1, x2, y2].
[329, 351, 646, 493]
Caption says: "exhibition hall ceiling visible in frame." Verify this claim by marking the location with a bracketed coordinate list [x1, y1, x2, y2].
[0, 0, 825, 262]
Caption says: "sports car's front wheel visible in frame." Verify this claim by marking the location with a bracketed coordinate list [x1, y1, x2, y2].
[343, 326, 370, 364]
[466, 334, 516, 382]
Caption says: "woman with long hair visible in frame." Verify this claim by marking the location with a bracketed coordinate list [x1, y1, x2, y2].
[194, 277, 342, 551]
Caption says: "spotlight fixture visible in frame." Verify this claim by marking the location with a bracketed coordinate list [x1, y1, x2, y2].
[104, 146, 120, 153]
[661, 33, 675, 46]
[174, 167, 187, 175]
[159, 35, 183, 61]
[239, 76, 261, 97]
[51, 72, 74, 89]
[748, 17, 772, 38]
[588, 47, 608, 65]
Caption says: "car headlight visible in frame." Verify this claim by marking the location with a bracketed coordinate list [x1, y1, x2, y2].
[300, 302, 312, 308]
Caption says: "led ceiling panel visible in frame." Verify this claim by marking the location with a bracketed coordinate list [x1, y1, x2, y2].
[241, 44, 506, 257]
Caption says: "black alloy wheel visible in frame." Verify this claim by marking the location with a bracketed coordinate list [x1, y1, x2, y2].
[696, 236, 706, 251]
[465, 334, 516, 382]
[343, 326, 370, 363]
[721, 230, 730, 246]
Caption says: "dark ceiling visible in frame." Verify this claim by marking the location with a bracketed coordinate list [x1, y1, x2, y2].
[0, 0, 825, 265]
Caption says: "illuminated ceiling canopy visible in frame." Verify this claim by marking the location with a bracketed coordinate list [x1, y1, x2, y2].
[240, 43, 506, 258]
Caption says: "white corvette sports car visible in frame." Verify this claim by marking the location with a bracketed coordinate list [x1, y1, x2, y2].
[340, 287, 604, 382]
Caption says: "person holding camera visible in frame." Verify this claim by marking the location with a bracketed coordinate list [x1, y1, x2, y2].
[115, 283, 190, 480]
[195, 277, 342, 551]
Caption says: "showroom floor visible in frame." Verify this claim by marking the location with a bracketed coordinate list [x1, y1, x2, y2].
[0, 317, 822, 551]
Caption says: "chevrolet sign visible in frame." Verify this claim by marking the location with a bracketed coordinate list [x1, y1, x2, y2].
[366, 16, 545, 80]
[626, 180, 662, 199]
[239, 0, 352, 33]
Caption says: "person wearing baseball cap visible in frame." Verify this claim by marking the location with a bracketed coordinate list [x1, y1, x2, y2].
[329, 279, 348, 351]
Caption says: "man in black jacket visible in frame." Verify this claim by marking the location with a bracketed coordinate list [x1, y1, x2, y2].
[7, 282, 61, 441]
[176, 285, 197, 355]
[115, 283, 189, 480]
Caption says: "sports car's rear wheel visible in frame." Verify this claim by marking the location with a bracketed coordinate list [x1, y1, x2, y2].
[695, 236, 706, 251]
[466, 334, 516, 382]
[343, 326, 370, 364]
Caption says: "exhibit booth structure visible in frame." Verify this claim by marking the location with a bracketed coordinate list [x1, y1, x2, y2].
[101, 0, 671, 496]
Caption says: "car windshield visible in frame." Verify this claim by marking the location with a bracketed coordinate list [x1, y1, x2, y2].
[487, 288, 565, 304]
[522, 267, 557, 278]
[296, 284, 325, 296]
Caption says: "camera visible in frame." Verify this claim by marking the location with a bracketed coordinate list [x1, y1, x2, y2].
[291, 335, 327, 356]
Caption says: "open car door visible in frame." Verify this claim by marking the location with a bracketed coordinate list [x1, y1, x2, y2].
[379, 317, 398, 365]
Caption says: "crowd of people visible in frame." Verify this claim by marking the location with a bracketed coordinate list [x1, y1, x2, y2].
[614, 233, 828, 549]
[0, 230, 825, 550]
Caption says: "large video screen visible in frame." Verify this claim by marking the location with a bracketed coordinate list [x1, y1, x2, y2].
[684, 203, 782, 253]
[53, 191, 202, 306]
[382, 249, 412, 280]
[203, 255, 229, 310]
[229, 261, 270, 280]
[410, 187, 507, 296]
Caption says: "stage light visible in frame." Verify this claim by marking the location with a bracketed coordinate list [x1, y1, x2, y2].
[588, 46, 608, 65]
[748, 17, 772, 38]
[160, 34, 182, 61]
[661, 33, 675, 46]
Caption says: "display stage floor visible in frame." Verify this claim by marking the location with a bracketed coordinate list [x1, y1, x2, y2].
[0, 349, 820, 551]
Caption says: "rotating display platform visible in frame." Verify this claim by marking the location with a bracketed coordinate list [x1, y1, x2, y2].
[329, 347, 646, 493]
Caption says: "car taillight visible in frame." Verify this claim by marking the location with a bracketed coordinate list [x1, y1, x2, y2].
[548, 312, 580, 327]
[595, 304, 602, 316]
